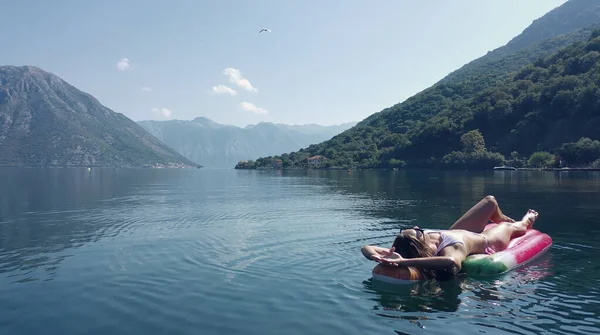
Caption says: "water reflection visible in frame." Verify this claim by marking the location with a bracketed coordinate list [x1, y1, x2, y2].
[362, 257, 555, 317]
[359, 257, 560, 335]
[0, 168, 196, 282]
[364, 278, 464, 314]
[295, 169, 600, 235]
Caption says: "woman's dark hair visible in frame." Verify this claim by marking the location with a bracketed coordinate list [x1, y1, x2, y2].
[392, 233, 454, 281]
[392, 233, 434, 259]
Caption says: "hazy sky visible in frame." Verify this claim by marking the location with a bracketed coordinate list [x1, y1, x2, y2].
[0, 0, 567, 127]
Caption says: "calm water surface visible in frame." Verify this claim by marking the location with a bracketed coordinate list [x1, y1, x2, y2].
[1, 168, 599, 335]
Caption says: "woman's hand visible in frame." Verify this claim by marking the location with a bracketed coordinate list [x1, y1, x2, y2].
[372, 247, 405, 266]
[369, 246, 391, 262]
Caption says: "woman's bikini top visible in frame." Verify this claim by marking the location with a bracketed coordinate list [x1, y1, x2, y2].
[424, 229, 494, 255]
[423, 229, 465, 256]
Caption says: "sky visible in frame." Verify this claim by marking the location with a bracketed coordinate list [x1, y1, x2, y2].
[0, 0, 568, 127]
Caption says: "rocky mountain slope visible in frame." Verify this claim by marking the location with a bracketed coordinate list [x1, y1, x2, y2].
[0, 66, 199, 168]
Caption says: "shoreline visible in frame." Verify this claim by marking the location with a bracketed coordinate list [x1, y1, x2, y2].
[233, 166, 600, 172]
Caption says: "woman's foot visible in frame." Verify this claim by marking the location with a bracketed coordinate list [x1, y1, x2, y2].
[522, 209, 539, 229]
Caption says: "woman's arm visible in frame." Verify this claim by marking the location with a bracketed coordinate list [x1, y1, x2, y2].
[378, 247, 464, 274]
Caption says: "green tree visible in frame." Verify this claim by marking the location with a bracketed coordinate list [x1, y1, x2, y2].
[528, 152, 555, 168]
[556, 137, 600, 166]
[461, 130, 486, 153]
[388, 159, 406, 169]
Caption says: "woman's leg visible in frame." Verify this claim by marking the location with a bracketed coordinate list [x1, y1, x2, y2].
[449, 196, 516, 232]
[481, 209, 538, 251]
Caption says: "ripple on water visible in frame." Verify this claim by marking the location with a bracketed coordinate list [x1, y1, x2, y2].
[2, 169, 600, 335]
[358, 249, 599, 335]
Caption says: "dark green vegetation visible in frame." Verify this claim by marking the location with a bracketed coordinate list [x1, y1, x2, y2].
[0, 66, 199, 168]
[237, 1, 600, 171]
[138, 118, 356, 168]
[442, 0, 600, 84]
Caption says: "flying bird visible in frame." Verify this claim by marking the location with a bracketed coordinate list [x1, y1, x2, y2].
[259, 28, 271, 33]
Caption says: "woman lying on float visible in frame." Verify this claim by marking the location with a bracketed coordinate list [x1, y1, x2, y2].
[361, 196, 548, 281]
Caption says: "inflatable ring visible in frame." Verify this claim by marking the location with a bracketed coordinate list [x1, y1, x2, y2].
[371, 224, 553, 284]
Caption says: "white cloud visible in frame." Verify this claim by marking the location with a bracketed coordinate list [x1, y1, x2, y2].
[141, 87, 152, 92]
[240, 102, 268, 115]
[211, 85, 237, 96]
[116, 58, 132, 71]
[152, 107, 173, 118]
[223, 68, 257, 92]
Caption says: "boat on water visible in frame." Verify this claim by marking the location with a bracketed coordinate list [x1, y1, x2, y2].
[493, 166, 518, 171]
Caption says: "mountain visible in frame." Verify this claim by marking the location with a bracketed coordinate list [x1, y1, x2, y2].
[273, 122, 358, 136]
[0, 66, 199, 168]
[502, 0, 600, 53]
[441, 0, 600, 84]
[236, 0, 600, 170]
[137, 118, 356, 168]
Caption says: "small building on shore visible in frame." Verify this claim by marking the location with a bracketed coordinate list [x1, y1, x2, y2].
[307, 155, 327, 168]
[272, 158, 283, 169]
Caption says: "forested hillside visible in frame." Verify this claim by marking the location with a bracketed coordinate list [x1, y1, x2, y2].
[237, 29, 600, 170]
[441, 0, 600, 84]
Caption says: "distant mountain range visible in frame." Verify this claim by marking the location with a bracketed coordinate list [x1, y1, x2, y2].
[0, 66, 198, 168]
[137, 118, 357, 168]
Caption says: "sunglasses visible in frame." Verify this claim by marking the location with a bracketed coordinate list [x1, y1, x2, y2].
[402, 227, 425, 241]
